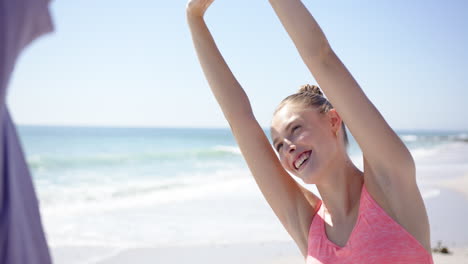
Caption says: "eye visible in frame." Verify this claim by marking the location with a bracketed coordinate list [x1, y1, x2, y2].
[276, 143, 283, 152]
[292, 125, 300, 133]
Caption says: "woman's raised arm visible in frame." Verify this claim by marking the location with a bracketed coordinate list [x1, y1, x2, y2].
[187, 0, 253, 121]
[268, 0, 431, 251]
[268, 0, 415, 186]
[187, 0, 320, 256]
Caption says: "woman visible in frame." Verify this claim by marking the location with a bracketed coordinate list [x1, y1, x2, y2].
[186, 0, 434, 263]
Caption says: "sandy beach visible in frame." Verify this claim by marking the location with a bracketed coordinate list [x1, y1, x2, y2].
[52, 240, 468, 264]
[428, 171, 468, 264]
[45, 141, 468, 264]
[107, 246, 467, 264]
[433, 247, 468, 264]
[53, 242, 304, 264]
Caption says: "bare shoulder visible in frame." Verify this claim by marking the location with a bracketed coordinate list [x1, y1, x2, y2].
[363, 157, 432, 252]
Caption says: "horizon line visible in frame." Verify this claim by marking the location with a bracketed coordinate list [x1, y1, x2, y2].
[16, 123, 468, 133]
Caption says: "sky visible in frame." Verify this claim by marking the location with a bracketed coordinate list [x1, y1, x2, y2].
[7, 0, 468, 130]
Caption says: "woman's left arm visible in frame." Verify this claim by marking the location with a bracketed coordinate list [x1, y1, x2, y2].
[268, 0, 415, 186]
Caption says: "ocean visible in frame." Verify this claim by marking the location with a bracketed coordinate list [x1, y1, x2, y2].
[17, 126, 468, 250]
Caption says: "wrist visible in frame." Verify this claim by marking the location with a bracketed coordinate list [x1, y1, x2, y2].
[187, 9, 205, 20]
[186, 3, 208, 19]
[187, 13, 205, 27]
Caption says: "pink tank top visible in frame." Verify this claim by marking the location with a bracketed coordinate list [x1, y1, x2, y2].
[306, 184, 434, 264]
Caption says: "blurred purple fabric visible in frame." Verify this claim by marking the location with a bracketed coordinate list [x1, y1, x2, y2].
[1, 0, 54, 263]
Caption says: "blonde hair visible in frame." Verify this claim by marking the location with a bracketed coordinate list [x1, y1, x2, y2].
[274, 84, 349, 147]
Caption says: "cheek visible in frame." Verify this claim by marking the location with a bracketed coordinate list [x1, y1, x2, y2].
[279, 157, 289, 170]
[279, 156, 294, 173]
[297, 131, 314, 145]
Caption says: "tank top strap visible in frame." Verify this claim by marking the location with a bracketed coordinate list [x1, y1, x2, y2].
[359, 183, 393, 222]
[314, 199, 324, 217]
[307, 200, 324, 253]
[309, 199, 324, 231]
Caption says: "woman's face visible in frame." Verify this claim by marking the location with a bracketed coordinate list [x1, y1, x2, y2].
[270, 103, 341, 184]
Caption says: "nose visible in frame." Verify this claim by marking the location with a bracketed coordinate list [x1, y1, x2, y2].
[285, 140, 296, 153]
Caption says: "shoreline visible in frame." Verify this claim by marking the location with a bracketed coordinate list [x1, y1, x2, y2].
[424, 186, 468, 249]
[438, 173, 468, 200]
[417, 142, 468, 250]
[48, 142, 468, 264]
[51, 185, 468, 264]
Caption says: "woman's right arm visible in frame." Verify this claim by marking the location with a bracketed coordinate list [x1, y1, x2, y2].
[187, 0, 319, 257]
[187, 0, 253, 121]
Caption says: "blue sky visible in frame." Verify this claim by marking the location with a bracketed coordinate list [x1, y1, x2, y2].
[8, 0, 468, 130]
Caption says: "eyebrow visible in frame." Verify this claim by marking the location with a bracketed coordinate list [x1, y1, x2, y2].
[272, 120, 296, 147]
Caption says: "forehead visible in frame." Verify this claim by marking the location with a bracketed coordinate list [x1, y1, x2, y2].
[270, 104, 319, 137]
[271, 105, 302, 130]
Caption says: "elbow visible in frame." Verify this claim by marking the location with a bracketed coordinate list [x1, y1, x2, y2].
[318, 40, 333, 60]
[318, 44, 336, 65]
[301, 41, 334, 67]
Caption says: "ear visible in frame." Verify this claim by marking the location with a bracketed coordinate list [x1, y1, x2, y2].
[327, 109, 342, 133]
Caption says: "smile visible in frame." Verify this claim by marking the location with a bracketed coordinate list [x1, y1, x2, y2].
[294, 150, 312, 170]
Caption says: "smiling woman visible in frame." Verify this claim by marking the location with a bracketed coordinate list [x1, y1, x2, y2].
[187, 0, 433, 263]
[270, 84, 351, 184]
[272, 84, 349, 150]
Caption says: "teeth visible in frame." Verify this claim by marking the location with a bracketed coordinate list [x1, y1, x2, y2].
[294, 151, 310, 169]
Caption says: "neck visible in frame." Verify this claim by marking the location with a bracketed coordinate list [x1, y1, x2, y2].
[316, 154, 364, 220]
